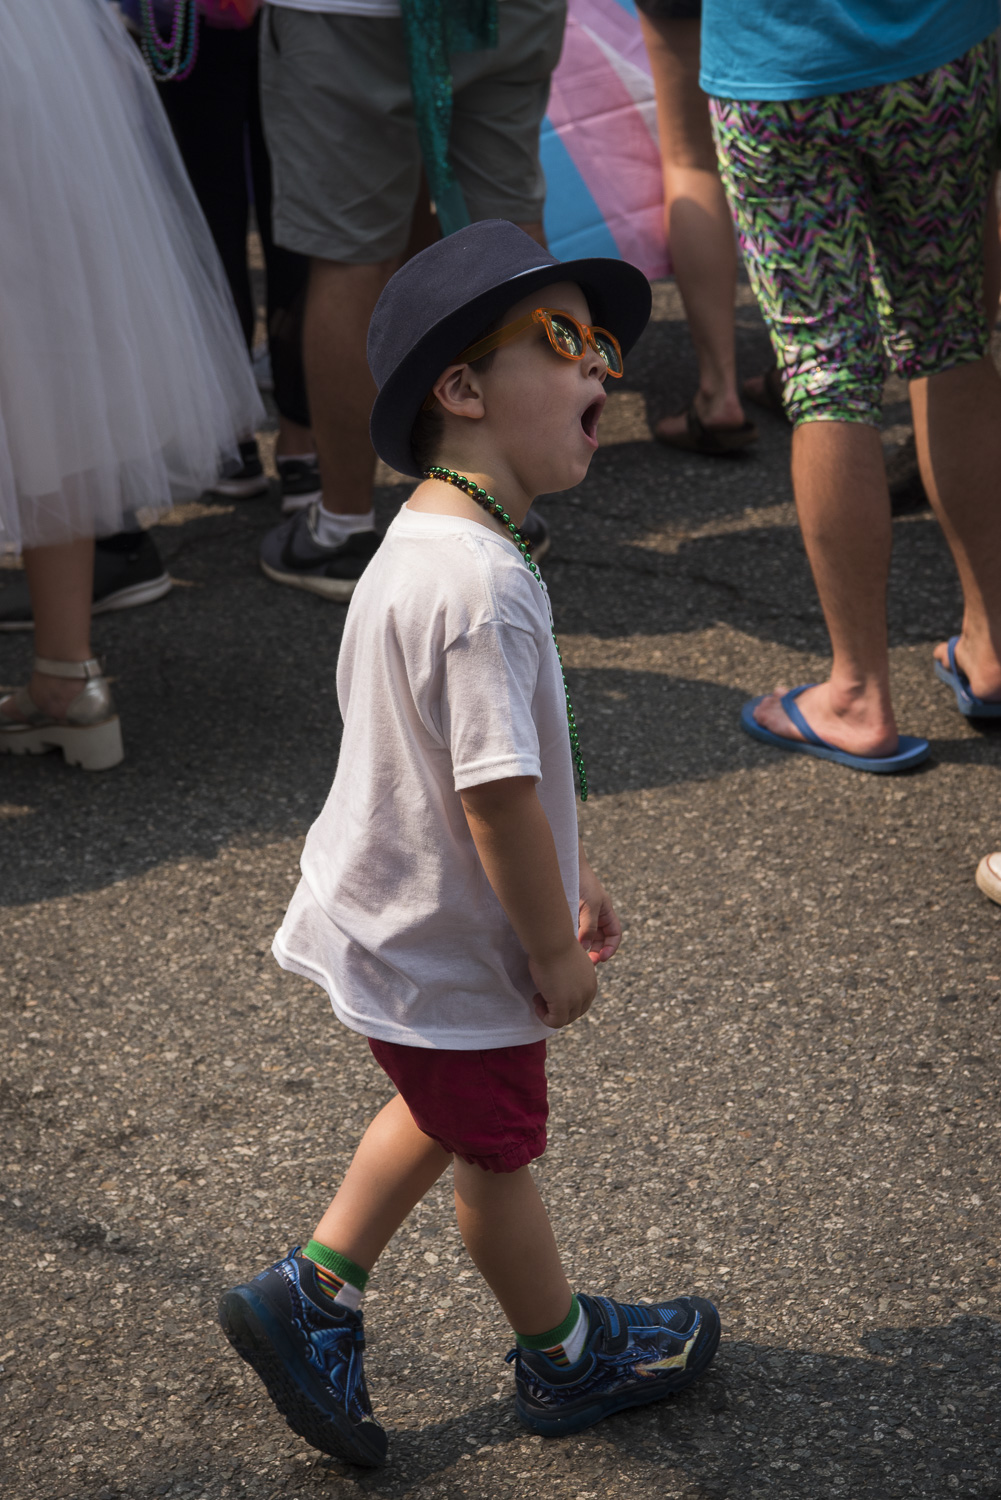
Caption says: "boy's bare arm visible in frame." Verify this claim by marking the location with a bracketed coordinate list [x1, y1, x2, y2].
[459, 776, 597, 1028]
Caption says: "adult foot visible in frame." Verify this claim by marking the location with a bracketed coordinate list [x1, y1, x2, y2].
[655, 389, 749, 446]
[0, 660, 123, 770]
[1, 669, 91, 721]
[752, 681, 900, 758]
[932, 636, 1001, 706]
[259, 505, 381, 601]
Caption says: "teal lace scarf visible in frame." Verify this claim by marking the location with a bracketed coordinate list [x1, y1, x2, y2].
[399, 0, 498, 236]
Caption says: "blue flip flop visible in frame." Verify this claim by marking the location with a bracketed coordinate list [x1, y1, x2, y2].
[740, 685, 930, 773]
[933, 636, 1001, 718]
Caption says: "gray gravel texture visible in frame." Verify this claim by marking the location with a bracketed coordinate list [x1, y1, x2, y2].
[2, 285, 1000, 1500]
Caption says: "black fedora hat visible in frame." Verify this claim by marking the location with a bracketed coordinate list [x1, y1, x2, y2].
[368, 220, 652, 479]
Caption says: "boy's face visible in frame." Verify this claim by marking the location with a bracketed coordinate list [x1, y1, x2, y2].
[475, 281, 610, 495]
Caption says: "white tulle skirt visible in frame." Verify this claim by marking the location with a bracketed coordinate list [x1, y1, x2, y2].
[0, 0, 265, 551]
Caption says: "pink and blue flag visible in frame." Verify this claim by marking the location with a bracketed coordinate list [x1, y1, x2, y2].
[541, 0, 667, 280]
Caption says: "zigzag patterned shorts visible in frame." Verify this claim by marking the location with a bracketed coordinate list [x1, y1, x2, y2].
[710, 38, 998, 426]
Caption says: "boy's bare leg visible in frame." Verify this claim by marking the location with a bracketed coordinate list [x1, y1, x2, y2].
[912, 356, 1001, 702]
[312, 1093, 452, 1269]
[453, 1159, 573, 1335]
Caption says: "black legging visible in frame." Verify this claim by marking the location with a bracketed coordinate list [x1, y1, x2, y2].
[157, 14, 310, 429]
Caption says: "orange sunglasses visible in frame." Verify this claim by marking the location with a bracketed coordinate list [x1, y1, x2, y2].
[422, 307, 623, 412]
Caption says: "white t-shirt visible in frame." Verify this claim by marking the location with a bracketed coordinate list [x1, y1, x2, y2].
[273, 506, 580, 1049]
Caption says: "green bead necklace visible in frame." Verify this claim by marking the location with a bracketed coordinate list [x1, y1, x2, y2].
[425, 465, 588, 801]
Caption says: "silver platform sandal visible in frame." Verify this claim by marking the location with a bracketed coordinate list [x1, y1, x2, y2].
[0, 656, 124, 771]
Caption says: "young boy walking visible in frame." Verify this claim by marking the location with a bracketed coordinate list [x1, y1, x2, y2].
[219, 221, 720, 1467]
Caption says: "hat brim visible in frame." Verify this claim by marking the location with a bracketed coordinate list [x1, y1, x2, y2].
[370, 256, 652, 480]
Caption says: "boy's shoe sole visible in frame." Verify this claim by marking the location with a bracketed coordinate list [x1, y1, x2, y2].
[511, 1294, 720, 1438]
[218, 1278, 387, 1468]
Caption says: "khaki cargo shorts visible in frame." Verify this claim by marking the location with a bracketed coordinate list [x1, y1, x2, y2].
[260, 0, 566, 263]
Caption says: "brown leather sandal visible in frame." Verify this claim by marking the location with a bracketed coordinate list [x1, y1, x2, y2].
[655, 404, 758, 456]
[741, 365, 788, 423]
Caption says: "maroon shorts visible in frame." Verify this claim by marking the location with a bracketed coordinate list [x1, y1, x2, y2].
[368, 1038, 548, 1173]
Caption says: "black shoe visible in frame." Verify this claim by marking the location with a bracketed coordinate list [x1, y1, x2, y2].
[0, 531, 171, 633]
[259, 503, 381, 601]
[520, 507, 550, 563]
[218, 1249, 387, 1467]
[277, 455, 322, 515]
[209, 438, 270, 499]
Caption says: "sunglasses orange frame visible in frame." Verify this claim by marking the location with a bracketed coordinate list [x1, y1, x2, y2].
[422, 307, 623, 412]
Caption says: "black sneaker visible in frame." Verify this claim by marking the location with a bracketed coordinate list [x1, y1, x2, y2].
[507, 1292, 720, 1437]
[259, 503, 381, 601]
[0, 531, 171, 632]
[520, 507, 550, 563]
[209, 438, 270, 499]
[277, 455, 322, 515]
[218, 1249, 387, 1467]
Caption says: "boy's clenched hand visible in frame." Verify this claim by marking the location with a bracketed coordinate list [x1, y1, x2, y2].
[459, 780, 622, 1030]
[529, 939, 597, 1029]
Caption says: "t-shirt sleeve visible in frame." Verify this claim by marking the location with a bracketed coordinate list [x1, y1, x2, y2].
[439, 620, 545, 790]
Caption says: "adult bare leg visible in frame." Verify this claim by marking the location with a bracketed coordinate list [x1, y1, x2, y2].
[303, 257, 402, 515]
[0, 539, 96, 722]
[752, 420, 900, 755]
[515, 222, 547, 251]
[638, 14, 745, 440]
[914, 356, 1001, 702]
[275, 414, 315, 459]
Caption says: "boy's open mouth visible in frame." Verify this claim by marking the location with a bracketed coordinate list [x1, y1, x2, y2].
[581, 395, 605, 443]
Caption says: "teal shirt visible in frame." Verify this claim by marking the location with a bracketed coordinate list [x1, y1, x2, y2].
[701, 0, 1000, 100]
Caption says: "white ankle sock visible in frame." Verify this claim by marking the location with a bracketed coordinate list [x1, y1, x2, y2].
[558, 1301, 588, 1364]
[311, 503, 375, 550]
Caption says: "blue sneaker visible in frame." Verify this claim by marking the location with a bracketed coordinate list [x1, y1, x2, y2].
[506, 1292, 720, 1437]
[218, 1249, 387, 1467]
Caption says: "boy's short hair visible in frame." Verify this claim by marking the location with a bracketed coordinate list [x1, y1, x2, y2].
[409, 342, 497, 475]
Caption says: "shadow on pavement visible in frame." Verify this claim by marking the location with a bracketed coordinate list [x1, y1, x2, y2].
[71, 1319, 1001, 1499]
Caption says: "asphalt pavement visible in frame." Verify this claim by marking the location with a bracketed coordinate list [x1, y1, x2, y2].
[2, 283, 1000, 1500]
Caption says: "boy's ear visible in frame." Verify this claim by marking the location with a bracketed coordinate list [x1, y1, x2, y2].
[432, 363, 487, 421]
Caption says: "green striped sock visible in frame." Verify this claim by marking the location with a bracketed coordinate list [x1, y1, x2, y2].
[515, 1295, 587, 1367]
[301, 1240, 369, 1311]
